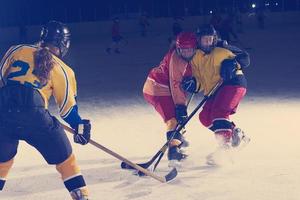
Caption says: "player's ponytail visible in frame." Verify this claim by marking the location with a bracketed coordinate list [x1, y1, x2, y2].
[33, 47, 54, 85]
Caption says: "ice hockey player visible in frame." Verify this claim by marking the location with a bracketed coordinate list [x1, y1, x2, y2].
[143, 32, 197, 165]
[196, 25, 250, 69]
[0, 21, 91, 200]
[106, 17, 122, 54]
[182, 24, 249, 149]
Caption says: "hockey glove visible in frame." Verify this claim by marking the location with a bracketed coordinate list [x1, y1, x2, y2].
[220, 58, 238, 81]
[73, 119, 91, 145]
[216, 39, 228, 47]
[175, 104, 188, 125]
[181, 76, 197, 93]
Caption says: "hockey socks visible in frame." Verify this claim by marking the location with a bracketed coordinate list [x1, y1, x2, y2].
[0, 178, 5, 190]
[56, 154, 89, 199]
[64, 174, 86, 191]
[64, 175, 89, 200]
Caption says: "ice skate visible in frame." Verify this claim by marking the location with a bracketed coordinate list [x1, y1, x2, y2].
[168, 146, 188, 168]
[70, 188, 89, 200]
[231, 127, 251, 148]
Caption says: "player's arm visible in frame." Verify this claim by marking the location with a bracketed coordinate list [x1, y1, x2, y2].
[0, 46, 19, 87]
[218, 42, 250, 69]
[51, 63, 90, 145]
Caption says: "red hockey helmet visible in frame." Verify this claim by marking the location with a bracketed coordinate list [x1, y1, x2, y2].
[176, 32, 197, 49]
[175, 32, 197, 61]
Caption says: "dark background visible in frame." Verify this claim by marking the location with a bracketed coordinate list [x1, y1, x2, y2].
[1, 0, 299, 27]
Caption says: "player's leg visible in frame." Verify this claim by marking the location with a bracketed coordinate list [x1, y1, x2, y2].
[144, 93, 187, 161]
[210, 85, 246, 147]
[25, 112, 89, 200]
[0, 134, 18, 191]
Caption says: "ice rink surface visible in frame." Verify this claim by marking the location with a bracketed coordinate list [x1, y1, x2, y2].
[1, 16, 300, 200]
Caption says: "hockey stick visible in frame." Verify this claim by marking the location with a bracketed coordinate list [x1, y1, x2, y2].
[121, 80, 223, 174]
[176, 92, 195, 143]
[151, 93, 196, 171]
[61, 123, 177, 183]
[150, 81, 222, 171]
[120, 92, 195, 173]
[186, 92, 195, 107]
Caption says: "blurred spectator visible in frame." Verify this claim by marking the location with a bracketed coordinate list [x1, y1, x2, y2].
[256, 7, 266, 29]
[168, 17, 184, 47]
[235, 8, 244, 33]
[219, 13, 238, 43]
[210, 12, 222, 34]
[139, 12, 150, 37]
[172, 17, 183, 37]
[106, 17, 122, 54]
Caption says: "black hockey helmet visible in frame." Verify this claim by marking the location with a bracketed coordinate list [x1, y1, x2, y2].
[196, 24, 218, 53]
[196, 24, 217, 37]
[40, 20, 71, 57]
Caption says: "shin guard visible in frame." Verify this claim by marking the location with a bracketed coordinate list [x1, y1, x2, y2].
[56, 154, 88, 195]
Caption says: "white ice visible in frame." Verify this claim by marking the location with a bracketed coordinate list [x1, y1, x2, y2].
[1, 13, 300, 200]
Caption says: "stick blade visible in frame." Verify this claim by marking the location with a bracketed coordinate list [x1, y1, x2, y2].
[121, 161, 132, 169]
[164, 167, 178, 182]
[123, 163, 178, 182]
[138, 167, 178, 182]
[121, 161, 150, 170]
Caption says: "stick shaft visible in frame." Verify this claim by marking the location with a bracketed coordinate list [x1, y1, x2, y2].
[62, 124, 166, 182]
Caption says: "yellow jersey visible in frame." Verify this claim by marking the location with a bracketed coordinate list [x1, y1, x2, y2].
[0, 44, 81, 127]
[191, 47, 241, 95]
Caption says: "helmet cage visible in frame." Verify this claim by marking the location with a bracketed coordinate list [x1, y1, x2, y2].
[40, 21, 71, 57]
[176, 48, 196, 61]
[196, 24, 218, 53]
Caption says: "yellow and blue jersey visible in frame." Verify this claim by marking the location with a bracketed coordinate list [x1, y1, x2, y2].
[0, 45, 81, 127]
[191, 47, 244, 95]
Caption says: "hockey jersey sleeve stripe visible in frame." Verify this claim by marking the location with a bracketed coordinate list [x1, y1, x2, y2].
[61, 105, 73, 119]
[147, 77, 169, 88]
[58, 65, 69, 114]
[0, 45, 24, 85]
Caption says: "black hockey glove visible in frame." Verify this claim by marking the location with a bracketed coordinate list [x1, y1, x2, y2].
[220, 58, 238, 81]
[73, 119, 91, 145]
[175, 104, 188, 125]
[216, 39, 228, 47]
[181, 76, 197, 93]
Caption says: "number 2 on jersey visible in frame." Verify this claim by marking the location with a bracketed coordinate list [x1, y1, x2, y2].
[7, 60, 43, 88]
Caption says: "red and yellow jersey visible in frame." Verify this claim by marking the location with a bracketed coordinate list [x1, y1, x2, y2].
[0, 45, 79, 123]
[191, 47, 239, 95]
[143, 48, 192, 105]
